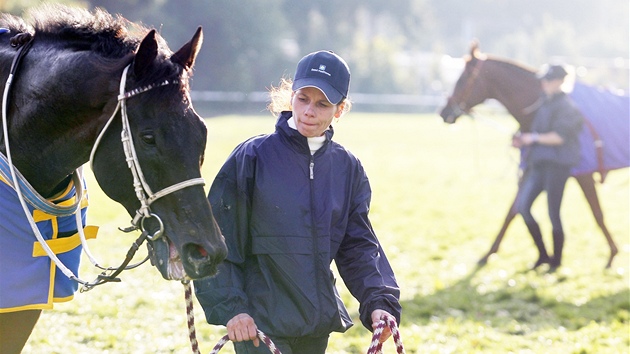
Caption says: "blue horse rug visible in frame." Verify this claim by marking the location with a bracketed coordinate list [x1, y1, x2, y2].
[0, 175, 97, 312]
[569, 81, 630, 178]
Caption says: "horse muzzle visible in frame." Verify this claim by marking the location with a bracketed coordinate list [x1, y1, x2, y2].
[147, 234, 226, 281]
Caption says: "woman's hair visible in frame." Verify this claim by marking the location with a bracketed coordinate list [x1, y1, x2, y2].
[267, 77, 352, 116]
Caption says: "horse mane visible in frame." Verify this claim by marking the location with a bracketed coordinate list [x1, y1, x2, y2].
[0, 12, 31, 34]
[484, 54, 538, 77]
[0, 4, 191, 112]
[1, 4, 171, 59]
[468, 42, 538, 78]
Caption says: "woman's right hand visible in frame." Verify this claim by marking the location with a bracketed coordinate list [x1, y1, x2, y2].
[512, 132, 523, 148]
[226, 313, 260, 347]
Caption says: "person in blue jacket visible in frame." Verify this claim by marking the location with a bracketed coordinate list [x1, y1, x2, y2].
[513, 64, 584, 270]
[194, 50, 401, 353]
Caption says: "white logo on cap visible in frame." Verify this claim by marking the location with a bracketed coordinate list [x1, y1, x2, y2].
[311, 64, 331, 76]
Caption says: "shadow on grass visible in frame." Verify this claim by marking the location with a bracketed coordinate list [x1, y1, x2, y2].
[401, 266, 630, 332]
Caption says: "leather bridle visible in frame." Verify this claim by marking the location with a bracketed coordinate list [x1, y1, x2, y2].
[445, 58, 485, 123]
[1, 34, 204, 290]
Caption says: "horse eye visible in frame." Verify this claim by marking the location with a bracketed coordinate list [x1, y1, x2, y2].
[140, 132, 156, 145]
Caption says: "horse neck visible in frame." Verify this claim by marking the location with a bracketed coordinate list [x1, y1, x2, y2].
[483, 60, 541, 131]
[3, 53, 120, 197]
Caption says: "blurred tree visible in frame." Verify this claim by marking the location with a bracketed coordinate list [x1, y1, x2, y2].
[88, 0, 156, 23]
[4, 0, 627, 96]
[0, 0, 85, 14]
[86, 0, 289, 92]
[153, 0, 289, 92]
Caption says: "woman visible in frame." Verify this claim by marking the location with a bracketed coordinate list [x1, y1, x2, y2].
[513, 64, 584, 270]
[194, 50, 401, 353]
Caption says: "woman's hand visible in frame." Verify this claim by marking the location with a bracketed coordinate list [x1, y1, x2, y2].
[519, 132, 537, 146]
[371, 309, 396, 343]
[226, 313, 259, 347]
[512, 132, 524, 148]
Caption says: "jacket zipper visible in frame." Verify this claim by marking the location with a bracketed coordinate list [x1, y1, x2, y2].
[308, 153, 321, 327]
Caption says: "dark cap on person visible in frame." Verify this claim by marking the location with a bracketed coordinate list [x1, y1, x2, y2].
[292, 50, 351, 105]
[538, 64, 568, 81]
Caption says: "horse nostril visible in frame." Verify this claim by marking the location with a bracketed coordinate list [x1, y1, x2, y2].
[184, 243, 209, 260]
[198, 246, 208, 258]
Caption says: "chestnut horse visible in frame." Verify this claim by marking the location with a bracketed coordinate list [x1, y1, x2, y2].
[439, 42, 625, 269]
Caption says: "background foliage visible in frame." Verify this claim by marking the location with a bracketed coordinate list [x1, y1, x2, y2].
[1, 0, 628, 97]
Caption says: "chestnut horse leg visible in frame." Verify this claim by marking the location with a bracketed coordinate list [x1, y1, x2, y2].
[574, 173, 618, 268]
[478, 196, 519, 265]
[0, 310, 41, 354]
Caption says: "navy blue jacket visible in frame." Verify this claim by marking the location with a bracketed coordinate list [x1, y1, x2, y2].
[529, 92, 584, 167]
[194, 112, 401, 338]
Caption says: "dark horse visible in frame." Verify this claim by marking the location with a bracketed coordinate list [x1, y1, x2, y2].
[439, 42, 620, 270]
[0, 5, 227, 353]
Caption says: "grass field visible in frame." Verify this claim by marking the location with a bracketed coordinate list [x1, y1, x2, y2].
[24, 112, 629, 353]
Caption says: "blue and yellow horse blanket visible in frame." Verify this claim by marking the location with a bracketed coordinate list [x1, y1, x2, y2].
[569, 81, 630, 177]
[0, 175, 97, 312]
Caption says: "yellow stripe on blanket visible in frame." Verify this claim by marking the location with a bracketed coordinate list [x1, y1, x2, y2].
[32, 225, 99, 257]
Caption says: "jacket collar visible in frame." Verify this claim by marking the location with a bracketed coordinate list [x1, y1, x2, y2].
[276, 111, 334, 154]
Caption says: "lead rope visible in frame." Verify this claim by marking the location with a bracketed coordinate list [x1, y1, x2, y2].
[209, 331, 281, 354]
[367, 315, 405, 354]
[183, 281, 201, 354]
[182, 282, 282, 354]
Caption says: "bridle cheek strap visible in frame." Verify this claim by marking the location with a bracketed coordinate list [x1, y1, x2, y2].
[91, 64, 205, 237]
[449, 57, 485, 117]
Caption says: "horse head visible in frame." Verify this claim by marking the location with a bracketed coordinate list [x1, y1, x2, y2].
[439, 41, 490, 124]
[440, 42, 543, 130]
[91, 27, 227, 281]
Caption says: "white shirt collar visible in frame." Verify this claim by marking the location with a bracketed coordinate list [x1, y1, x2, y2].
[288, 117, 326, 155]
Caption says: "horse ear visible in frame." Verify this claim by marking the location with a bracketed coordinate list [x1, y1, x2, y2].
[470, 38, 480, 58]
[134, 29, 158, 78]
[171, 26, 203, 70]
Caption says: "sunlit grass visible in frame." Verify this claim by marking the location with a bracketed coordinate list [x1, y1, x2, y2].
[25, 112, 629, 353]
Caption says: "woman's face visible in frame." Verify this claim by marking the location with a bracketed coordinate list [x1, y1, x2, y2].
[541, 78, 563, 96]
[291, 87, 344, 138]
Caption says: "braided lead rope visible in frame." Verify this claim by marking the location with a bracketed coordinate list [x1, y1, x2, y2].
[367, 316, 405, 354]
[182, 281, 282, 354]
[209, 330, 282, 354]
[183, 281, 201, 354]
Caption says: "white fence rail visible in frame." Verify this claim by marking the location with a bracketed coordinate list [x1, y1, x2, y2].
[191, 91, 446, 107]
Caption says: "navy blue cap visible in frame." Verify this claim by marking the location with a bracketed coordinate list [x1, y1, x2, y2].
[538, 64, 568, 81]
[292, 50, 350, 105]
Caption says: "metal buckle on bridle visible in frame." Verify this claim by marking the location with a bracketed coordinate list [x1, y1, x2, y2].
[141, 212, 164, 241]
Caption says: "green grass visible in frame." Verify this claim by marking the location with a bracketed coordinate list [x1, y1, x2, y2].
[25, 112, 629, 353]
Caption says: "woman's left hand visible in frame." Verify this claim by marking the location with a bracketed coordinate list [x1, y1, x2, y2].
[371, 309, 396, 343]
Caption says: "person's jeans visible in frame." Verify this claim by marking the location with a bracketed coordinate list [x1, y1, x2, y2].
[517, 161, 572, 266]
[233, 334, 329, 354]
